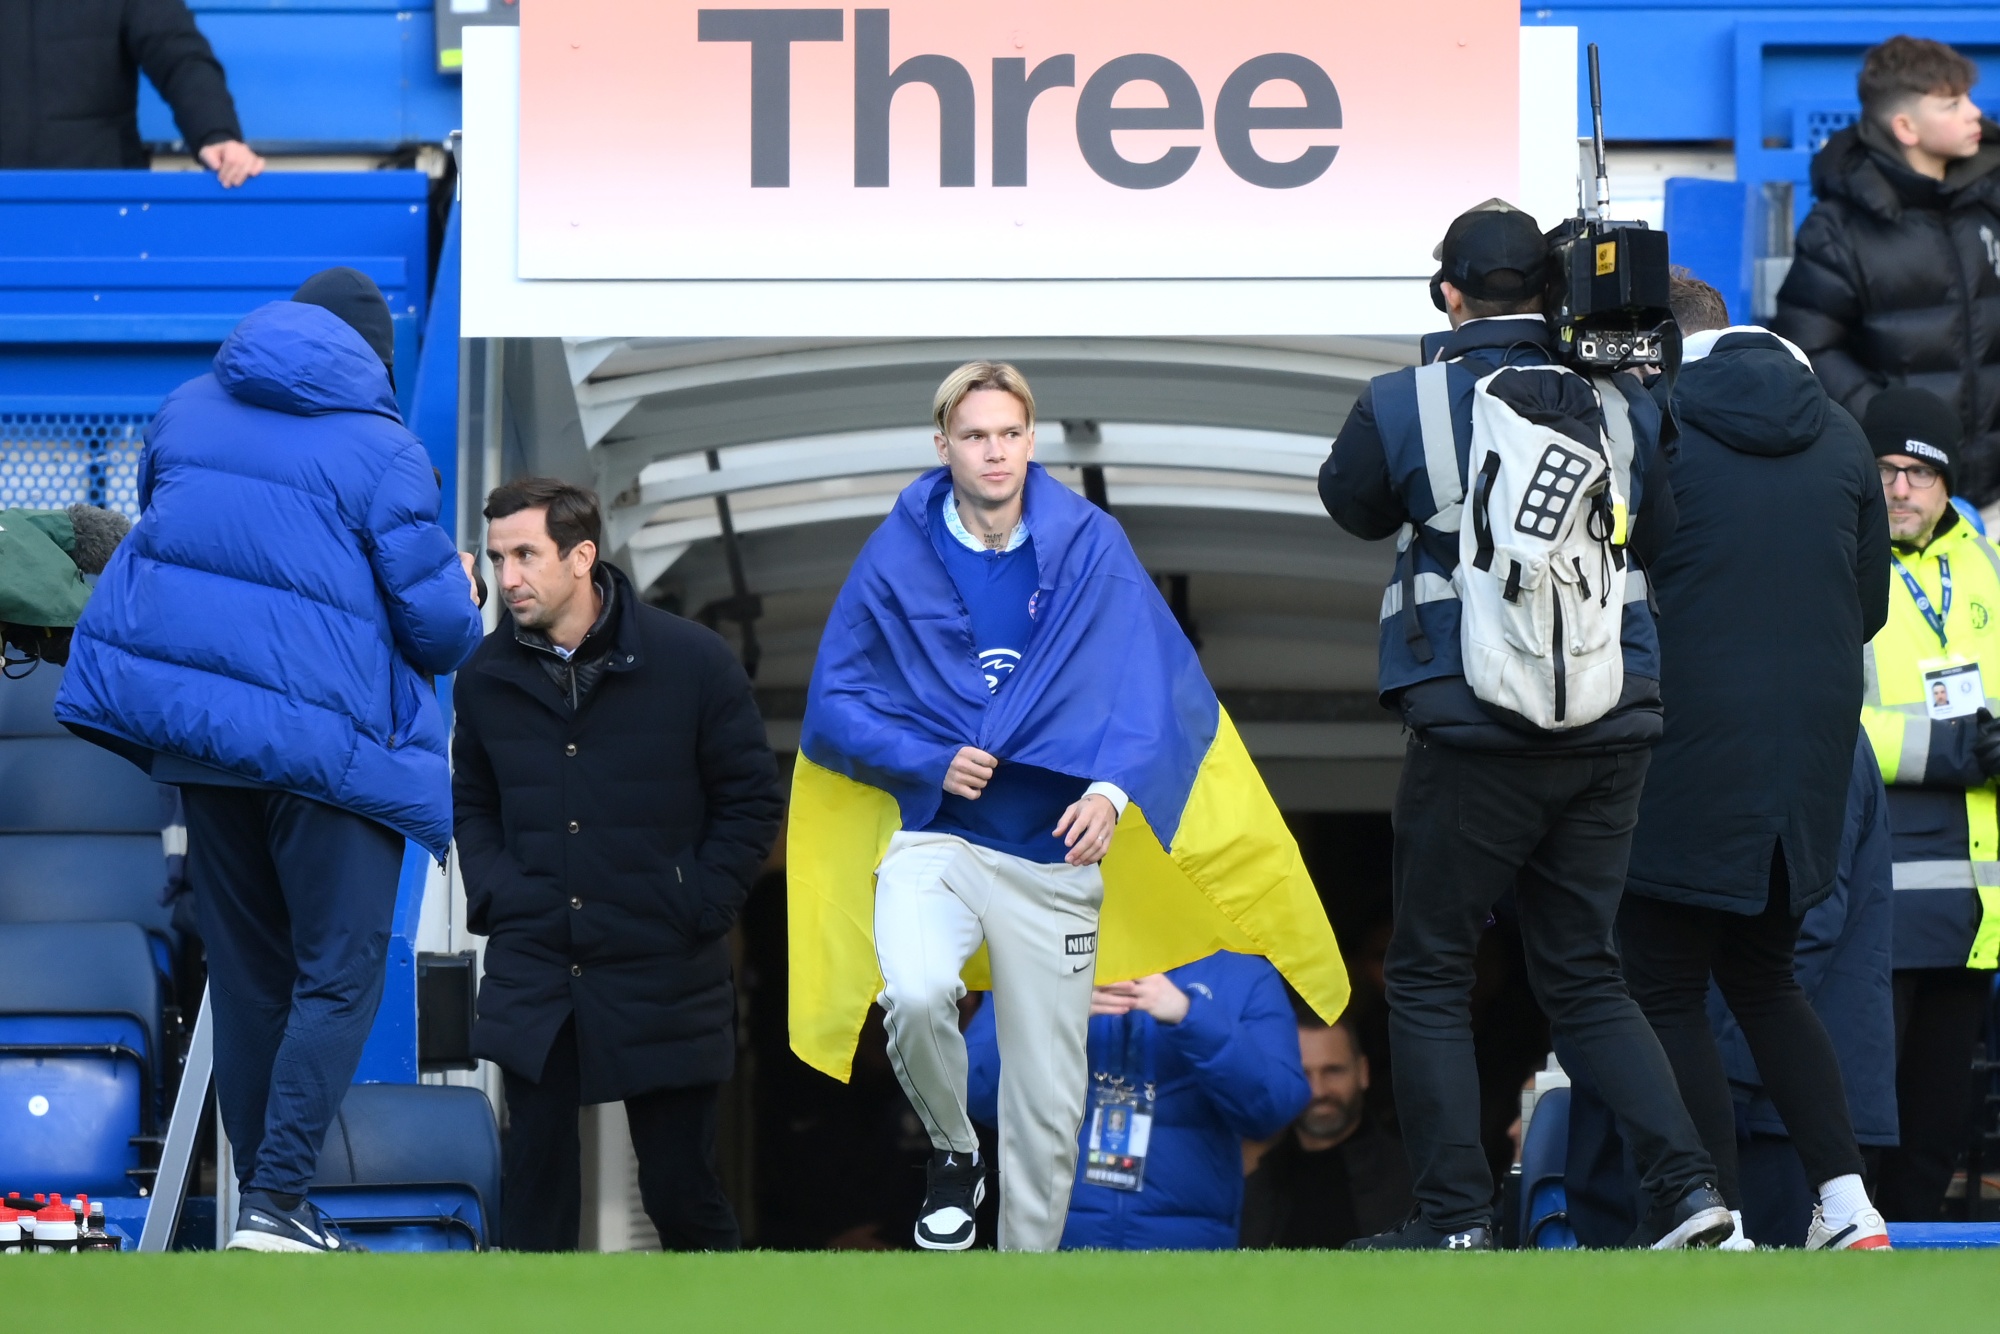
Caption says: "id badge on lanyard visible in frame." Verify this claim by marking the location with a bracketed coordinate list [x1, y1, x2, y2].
[1898, 554, 1986, 718]
[1083, 1017, 1155, 1192]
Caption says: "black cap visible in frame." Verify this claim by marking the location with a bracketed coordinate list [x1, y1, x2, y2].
[1431, 199, 1549, 310]
[1864, 387, 1962, 492]
[291, 267, 394, 372]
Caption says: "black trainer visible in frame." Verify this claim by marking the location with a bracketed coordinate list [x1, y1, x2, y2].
[225, 1190, 363, 1253]
[1631, 1181, 1734, 1251]
[913, 1149, 985, 1251]
[1344, 1213, 1494, 1251]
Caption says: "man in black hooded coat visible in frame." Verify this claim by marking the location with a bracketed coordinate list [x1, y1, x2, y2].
[1617, 274, 1893, 1249]
[1775, 36, 2000, 503]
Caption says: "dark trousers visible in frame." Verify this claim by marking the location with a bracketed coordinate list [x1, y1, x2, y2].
[1388, 738, 1714, 1230]
[501, 1016, 739, 1252]
[1618, 872, 1866, 1207]
[1878, 967, 1991, 1220]
[184, 786, 404, 1197]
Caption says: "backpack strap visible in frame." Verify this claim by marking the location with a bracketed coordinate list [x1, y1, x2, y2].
[1415, 361, 1463, 532]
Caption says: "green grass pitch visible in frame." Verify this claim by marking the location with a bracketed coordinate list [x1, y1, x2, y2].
[4, 1250, 1992, 1332]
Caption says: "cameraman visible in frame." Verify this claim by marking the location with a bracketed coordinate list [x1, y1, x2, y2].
[1316, 202, 1729, 1250]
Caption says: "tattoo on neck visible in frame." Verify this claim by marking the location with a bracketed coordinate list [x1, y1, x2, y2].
[981, 531, 1008, 550]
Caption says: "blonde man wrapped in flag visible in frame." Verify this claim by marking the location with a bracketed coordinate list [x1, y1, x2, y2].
[789, 361, 1346, 1252]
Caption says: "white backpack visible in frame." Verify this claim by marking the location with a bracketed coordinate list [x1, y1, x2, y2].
[1411, 360, 1638, 731]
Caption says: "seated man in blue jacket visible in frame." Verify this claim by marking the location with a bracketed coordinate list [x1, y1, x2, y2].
[967, 950, 1307, 1249]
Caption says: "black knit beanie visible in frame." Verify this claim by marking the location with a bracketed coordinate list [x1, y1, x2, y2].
[291, 267, 395, 374]
[1864, 387, 1962, 493]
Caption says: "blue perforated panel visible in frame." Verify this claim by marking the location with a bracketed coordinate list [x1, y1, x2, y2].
[0, 413, 147, 519]
[1798, 104, 1862, 154]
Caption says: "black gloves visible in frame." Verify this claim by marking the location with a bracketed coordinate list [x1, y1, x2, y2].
[1973, 709, 2000, 780]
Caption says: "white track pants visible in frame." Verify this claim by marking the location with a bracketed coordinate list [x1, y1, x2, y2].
[873, 830, 1103, 1253]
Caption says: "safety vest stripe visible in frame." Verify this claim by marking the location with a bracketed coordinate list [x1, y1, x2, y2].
[1624, 569, 1648, 605]
[1891, 859, 1980, 890]
[1414, 362, 1462, 531]
[1896, 708, 1931, 783]
[1380, 571, 1457, 621]
[1862, 642, 1880, 707]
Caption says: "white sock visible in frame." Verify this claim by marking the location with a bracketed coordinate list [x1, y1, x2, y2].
[1818, 1174, 1871, 1224]
[1718, 1209, 1755, 1251]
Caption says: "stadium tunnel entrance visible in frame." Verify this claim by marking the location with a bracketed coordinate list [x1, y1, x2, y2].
[469, 332, 1564, 1248]
[452, 12, 1581, 1246]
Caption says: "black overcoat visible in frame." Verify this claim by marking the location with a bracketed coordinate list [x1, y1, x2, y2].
[1624, 331, 1890, 916]
[0, 0, 243, 168]
[453, 563, 781, 1101]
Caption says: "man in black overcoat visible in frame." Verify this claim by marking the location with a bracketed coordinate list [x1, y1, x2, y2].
[1618, 274, 1893, 1250]
[453, 477, 781, 1251]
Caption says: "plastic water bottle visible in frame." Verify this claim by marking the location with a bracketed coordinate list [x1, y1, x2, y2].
[32, 1196, 78, 1253]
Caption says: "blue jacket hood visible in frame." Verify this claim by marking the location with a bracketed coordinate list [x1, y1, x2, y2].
[213, 300, 401, 421]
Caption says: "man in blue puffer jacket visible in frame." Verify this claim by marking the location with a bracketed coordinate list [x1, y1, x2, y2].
[967, 950, 1307, 1249]
[55, 268, 484, 1252]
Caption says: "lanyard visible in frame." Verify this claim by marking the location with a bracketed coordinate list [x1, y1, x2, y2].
[1090, 1013, 1157, 1092]
[1893, 553, 1951, 649]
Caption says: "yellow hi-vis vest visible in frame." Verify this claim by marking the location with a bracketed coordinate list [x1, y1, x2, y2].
[1861, 516, 2000, 969]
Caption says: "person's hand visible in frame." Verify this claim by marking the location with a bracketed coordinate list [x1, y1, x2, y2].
[1053, 792, 1116, 866]
[459, 551, 486, 607]
[198, 139, 265, 188]
[1974, 708, 2000, 779]
[943, 746, 996, 799]
[1091, 974, 1190, 1025]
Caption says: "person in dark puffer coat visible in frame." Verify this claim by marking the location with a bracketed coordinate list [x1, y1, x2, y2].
[55, 268, 484, 1253]
[1775, 36, 2000, 504]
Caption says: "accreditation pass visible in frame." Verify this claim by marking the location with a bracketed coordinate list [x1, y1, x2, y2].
[1922, 656, 1986, 721]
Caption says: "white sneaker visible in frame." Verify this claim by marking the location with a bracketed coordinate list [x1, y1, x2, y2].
[1806, 1204, 1891, 1251]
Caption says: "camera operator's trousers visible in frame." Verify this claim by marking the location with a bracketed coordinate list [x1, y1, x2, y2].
[1386, 737, 1717, 1233]
[874, 831, 1103, 1252]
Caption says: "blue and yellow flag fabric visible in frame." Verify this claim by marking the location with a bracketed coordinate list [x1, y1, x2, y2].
[790, 464, 1348, 1080]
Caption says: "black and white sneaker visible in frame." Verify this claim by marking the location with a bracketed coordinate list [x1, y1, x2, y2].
[1344, 1212, 1494, 1251]
[225, 1191, 361, 1253]
[913, 1149, 985, 1251]
[1633, 1181, 1735, 1251]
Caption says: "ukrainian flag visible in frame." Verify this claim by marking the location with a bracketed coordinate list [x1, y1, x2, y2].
[789, 465, 1348, 1081]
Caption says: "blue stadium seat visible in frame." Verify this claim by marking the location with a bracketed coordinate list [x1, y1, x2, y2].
[0, 661, 172, 832]
[310, 1083, 502, 1251]
[0, 921, 161, 1197]
[0, 664, 178, 990]
[1518, 1086, 1579, 1249]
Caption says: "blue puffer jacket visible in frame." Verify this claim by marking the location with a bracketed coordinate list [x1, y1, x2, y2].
[55, 301, 483, 856]
[967, 951, 1307, 1250]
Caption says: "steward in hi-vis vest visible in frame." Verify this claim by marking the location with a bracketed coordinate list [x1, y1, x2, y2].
[1859, 393, 2000, 972]
[1856, 385, 2000, 1223]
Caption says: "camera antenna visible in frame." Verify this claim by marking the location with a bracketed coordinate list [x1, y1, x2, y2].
[1586, 42, 1611, 220]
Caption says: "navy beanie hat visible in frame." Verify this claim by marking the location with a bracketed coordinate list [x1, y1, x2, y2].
[291, 267, 395, 373]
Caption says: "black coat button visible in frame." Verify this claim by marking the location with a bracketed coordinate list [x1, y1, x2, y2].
[565, 743, 577, 756]
[567, 820, 580, 834]
[570, 964, 582, 977]
[570, 897, 582, 909]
